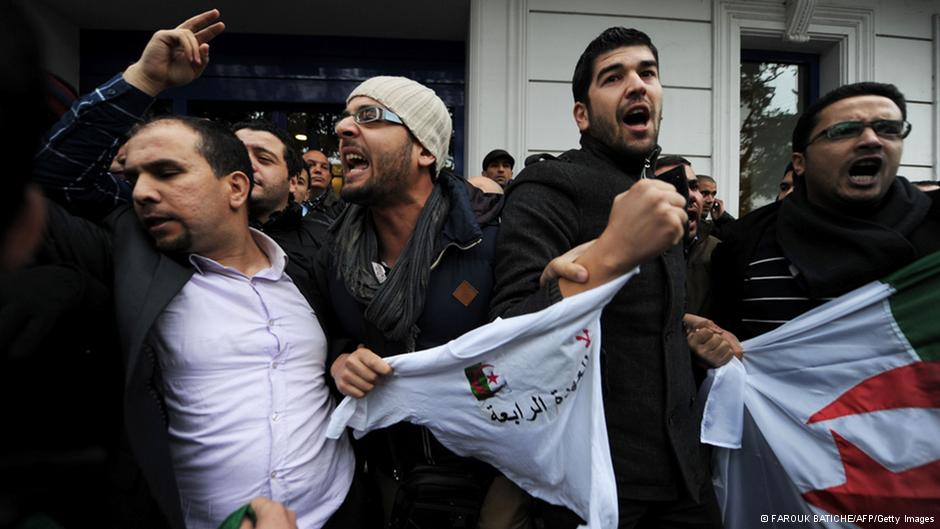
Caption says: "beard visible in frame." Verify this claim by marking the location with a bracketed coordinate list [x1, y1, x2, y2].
[154, 230, 193, 254]
[341, 137, 413, 206]
[586, 102, 659, 160]
[249, 181, 290, 220]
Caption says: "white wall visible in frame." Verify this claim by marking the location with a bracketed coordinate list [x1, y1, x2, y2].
[467, 0, 940, 200]
[525, 8, 714, 174]
[871, 0, 939, 181]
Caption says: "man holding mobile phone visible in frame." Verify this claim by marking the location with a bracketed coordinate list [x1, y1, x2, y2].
[697, 174, 735, 240]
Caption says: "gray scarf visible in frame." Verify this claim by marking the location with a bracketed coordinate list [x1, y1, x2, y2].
[333, 183, 451, 351]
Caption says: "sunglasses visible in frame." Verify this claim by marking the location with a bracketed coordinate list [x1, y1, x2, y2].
[808, 119, 911, 145]
[335, 105, 405, 132]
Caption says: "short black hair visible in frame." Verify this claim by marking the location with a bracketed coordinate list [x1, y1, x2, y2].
[130, 116, 254, 194]
[656, 155, 691, 169]
[572, 27, 659, 105]
[791, 82, 907, 153]
[783, 161, 795, 176]
[697, 174, 716, 185]
[232, 120, 304, 179]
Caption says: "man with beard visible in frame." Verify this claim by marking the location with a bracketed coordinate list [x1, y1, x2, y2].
[698, 175, 735, 240]
[481, 149, 515, 188]
[323, 75, 688, 529]
[31, 12, 359, 529]
[489, 27, 722, 528]
[320, 76, 518, 529]
[234, 121, 325, 268]
[711, 82, 940, 341]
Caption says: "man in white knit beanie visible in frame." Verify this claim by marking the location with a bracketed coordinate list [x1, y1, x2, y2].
[319, 75, 687, 529]
[315, 75, 533, 529]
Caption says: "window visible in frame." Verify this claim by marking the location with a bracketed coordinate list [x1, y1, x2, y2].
[739, 50, 818, 214]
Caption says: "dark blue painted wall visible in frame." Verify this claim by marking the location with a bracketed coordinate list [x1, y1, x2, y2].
[80, 30, 467, 172]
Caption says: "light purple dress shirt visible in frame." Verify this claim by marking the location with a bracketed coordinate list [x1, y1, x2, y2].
[147, 230, 353, 529]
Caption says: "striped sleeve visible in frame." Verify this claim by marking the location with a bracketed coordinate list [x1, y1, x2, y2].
[33, 74, 152, 219]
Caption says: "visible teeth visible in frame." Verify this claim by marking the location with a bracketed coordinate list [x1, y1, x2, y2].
[344, 153, 366, 164]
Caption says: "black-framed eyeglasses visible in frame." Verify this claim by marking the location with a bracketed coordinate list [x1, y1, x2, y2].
[808, 119, 911, 145]
[335, 105, 405, 131]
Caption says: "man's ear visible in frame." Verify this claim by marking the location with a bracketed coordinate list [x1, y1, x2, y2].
[792, 152, 806, 177]
[417, 145, 436, 170]
[288, 174, 299, 193]
[573, 102, 590, 132]
[227, 171, 253, 210]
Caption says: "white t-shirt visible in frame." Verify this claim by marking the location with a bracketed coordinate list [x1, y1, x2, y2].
[328, 271, 638, 529]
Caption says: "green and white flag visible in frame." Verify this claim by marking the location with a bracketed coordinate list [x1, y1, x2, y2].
[702, 251, 940, 528]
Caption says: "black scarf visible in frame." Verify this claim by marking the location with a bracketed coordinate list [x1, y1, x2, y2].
[332, 180, 451, 351]
[777, 176, 931, 297]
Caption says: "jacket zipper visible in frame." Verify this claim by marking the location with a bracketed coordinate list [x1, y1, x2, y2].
[640, 145, 662, 180]
[423, 236, 484, 463]
[429, 238, 482, 271]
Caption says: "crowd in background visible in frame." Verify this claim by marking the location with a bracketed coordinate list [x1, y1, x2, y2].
[2, 5, 937, 529]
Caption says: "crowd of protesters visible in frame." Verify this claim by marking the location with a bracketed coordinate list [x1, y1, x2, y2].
[1, 5, 937, 529]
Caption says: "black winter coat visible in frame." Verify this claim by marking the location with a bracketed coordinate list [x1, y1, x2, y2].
[489, 135, 708, 503]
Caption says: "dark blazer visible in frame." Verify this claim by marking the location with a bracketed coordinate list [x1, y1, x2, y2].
[44, 200, 322, 529]
[32, 75, 331, 528]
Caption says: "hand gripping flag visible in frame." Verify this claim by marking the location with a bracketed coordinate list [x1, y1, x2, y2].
[327, 271, 638, 529]
[701, 251, 940, 529]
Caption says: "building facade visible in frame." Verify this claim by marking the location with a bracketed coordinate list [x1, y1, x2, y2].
[29, 0, 940, 215]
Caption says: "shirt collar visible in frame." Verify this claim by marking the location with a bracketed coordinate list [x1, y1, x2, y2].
[188, 228, 289, 279]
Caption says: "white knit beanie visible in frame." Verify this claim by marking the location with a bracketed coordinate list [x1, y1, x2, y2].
[347, 76, 452, 176]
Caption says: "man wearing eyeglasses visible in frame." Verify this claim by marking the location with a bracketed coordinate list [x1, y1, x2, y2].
[710, 82, 940, 341]
[319, 74, 687, 529]
[319, 76, 531, 529]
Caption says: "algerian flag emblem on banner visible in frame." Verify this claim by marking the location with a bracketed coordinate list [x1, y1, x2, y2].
[702, 250, 940, 528]
[327, 270, 639, 529]
[465, 362, 507, 400]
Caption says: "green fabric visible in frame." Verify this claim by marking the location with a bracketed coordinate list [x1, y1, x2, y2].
[886, 249, 940, 361]
[217, 504, 257, 529]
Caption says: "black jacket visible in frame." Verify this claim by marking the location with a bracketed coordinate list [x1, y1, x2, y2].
[710, 185, 940, 339]
[315, 171, 501, 475]
[31, 75, 329, 529]
[490, 135, 708, 503]
[306, 187, 347, 223]
[253, 202, 325, 274]
[34, 202, 324, 529]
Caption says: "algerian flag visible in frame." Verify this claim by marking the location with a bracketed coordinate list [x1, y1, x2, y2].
[327, 270, 639, 529]
[702, 250, 940, 528]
